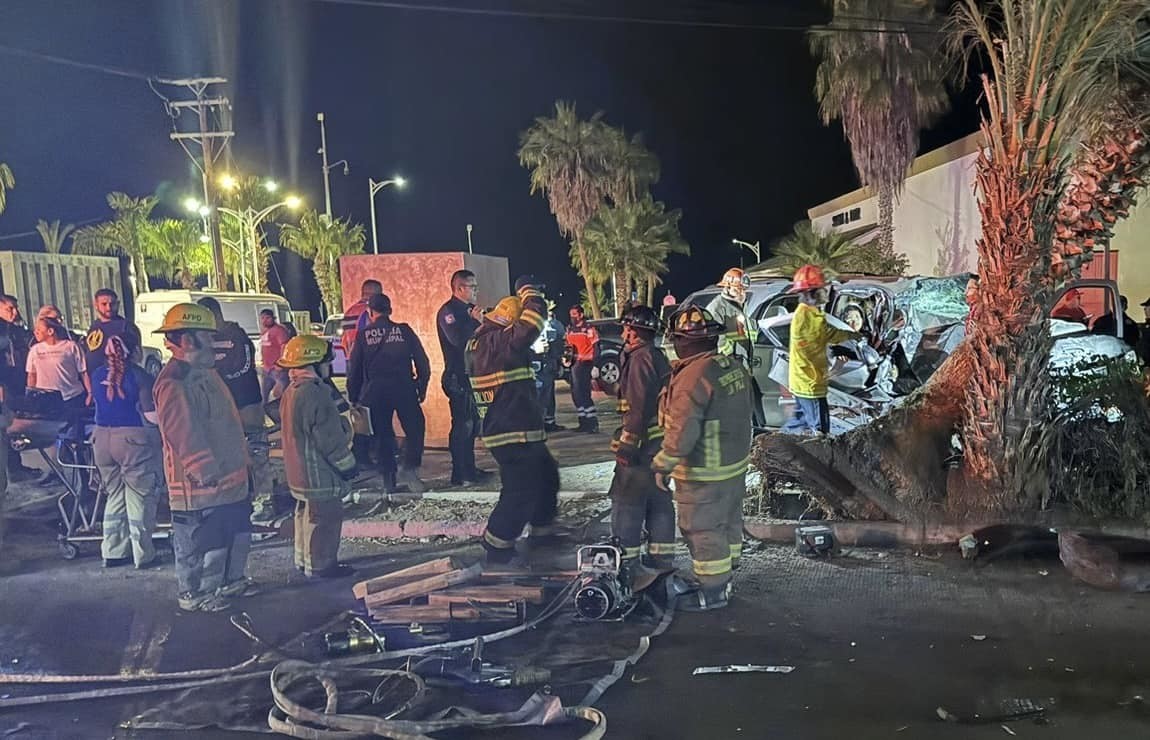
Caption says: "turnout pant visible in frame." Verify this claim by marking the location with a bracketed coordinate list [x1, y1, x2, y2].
[294, 496, 343, 574]
[609, 461, 676, 569]
[482, 441, 560, 561]
[443, 375, 478, 480]
[674, 476, 745, 588]
[365, 387, 426, 474]
[94, 426, 162, 566]
[570, 361, 596, 424]
[783, 395, 830, 435]
[171, 499, 252, 599]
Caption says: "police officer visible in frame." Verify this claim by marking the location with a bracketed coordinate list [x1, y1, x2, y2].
[347, 294, 430, 494]
[652, 305, 752, 612]
[466, 279, 560, 564]
[195, 297, 280, 523]
[534, 301, 566, 432]
[436, 269, 486, 485]
[609, 305, 674, 590]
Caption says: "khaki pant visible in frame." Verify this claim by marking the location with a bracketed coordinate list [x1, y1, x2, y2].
[94, 426, 162, 566]
[674, 476, 745, 588]
[294, 496, 343, 574]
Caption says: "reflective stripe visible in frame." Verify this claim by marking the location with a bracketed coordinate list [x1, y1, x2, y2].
[470, 366, 534, 390]
[730, 543, 743, 557]
[703, 419, 721, 470]
[646, 542, 677, 555]
[693, 556, 732, 576]
[484, 529, 516, 549]
[622, 546, 642, 559]
[481, 429, 547, 448]
[672, 455, 750, 483]
[647, 424, 663, 439]
[651, 450, 680, 472]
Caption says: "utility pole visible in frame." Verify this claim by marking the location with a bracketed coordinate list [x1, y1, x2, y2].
[317, 113, 349, 222]
[157, 77, 233, 290]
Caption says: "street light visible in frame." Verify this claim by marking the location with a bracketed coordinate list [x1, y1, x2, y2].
[317, 113, 350, 220]
[732, 238, 761, 267]
[369, 176, 406, 254]
[219, 173, 238, 191]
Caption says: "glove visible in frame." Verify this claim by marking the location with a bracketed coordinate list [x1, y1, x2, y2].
[612, 440, 640, 467]
[339, 465, 360, 482]
[654, 472, 672, 492]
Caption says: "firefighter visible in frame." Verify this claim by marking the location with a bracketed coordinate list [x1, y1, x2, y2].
[652, 305, 752, 612]
[706, 267, 756, 367]
[783, 264, 855, 436]
[466, 280, 560, 564]
[347, 293, 430, 494]
[565, 304, 599, 432]
[152, 304, 254, 613]
[278, 335, 358, 578]
[195, 297, 278, 524]
[609, 305, 675, 589]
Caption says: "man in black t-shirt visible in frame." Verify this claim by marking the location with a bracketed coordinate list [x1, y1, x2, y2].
[85, 289, 142, 374]
[0, 295, 35, 481]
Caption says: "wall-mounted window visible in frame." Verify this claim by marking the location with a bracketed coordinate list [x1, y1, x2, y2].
[831, 207, 863, 227]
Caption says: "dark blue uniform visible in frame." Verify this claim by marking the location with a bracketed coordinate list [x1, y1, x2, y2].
[436, 296, 481, 483]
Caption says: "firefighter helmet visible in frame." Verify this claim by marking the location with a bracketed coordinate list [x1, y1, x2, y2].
[484, 296, 523, 327]
[152, 303, 217, 334]
[787, 264, 828, 294]
[719, 267, 750, 302]
[668, 305, 724, 339]
[620, 305, 660, 333]
[277, 335, 332, 369]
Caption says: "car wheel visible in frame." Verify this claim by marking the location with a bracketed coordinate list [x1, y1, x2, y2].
[597, 356, 621, 386]
[145, 355, 162, 376]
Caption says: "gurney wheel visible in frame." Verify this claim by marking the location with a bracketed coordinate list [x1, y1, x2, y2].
[58, 541, 79, 560]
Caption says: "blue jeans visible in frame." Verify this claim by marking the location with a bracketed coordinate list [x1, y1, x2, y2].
[171, 500, 252, 597]
[783, 396, 830, 435]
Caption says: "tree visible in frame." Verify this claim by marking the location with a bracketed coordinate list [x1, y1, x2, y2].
[72, 193, 162, 296]
[519, 102, 614, 318]
[218, 175, 300, 293]
[281, 211, 366, 316]
[764, 220, 908, 276]
[810, 0, 949, 263]
[150, 219, 212, 289]
[35, 219, 74, 254]
[582, 197, 689, 311]
[0, 163, 12, 216]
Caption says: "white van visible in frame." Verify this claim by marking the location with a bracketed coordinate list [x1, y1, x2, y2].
[135, 290, 294, 370]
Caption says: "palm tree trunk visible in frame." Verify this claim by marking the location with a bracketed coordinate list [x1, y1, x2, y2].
[575, 238, 601, 319]
[877, 187, 895, 260]
[613, 268, 630, 316]
[646, 275, 656, 307]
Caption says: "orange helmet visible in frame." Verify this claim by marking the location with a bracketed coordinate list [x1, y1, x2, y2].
[787, 264, 827, 294]
[719, 267, 750, 302]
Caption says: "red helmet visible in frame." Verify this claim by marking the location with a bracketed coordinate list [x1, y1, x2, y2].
[787, 264, 827, 294]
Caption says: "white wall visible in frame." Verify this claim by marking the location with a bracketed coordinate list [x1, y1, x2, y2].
[1110, 200, 1150, 307]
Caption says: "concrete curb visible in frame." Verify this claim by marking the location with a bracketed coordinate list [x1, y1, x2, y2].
[744, 519, 973, 548]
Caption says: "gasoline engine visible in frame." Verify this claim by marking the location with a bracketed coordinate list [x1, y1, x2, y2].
[573, 542, 638, 621]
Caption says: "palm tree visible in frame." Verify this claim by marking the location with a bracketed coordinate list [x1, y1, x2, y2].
[72, 193, 161, 296]
[218, 175, 292, 294]
[582, 197, 689, 312]
[764, 221, 908, 276]
[281, 211, 366, 316]
[0, 163, 12, 216]
[519, 102, 614, 318]
[35, 219, 74, 254]
[810, 0, 949, 261]
[947, 0, 1150, 508]
[150, 219, 212, 289]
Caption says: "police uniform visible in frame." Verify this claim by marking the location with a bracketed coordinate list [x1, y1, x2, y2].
[346, 311, 430, 484]
[436, 295, 481, 483]
[535, 315, 565, 427]
[565, 319, 599, 431]
[466, 286, 559, 563]
[609, 329, 675, 572]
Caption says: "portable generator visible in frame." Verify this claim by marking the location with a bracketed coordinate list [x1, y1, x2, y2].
[573, 543, 637, 621]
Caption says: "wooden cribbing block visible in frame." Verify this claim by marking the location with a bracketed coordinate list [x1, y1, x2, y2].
[427, 585, 545, 605]
[352, 557, 455, 600]
[367, 603, 522, 624]
[363, 563, 482, 609]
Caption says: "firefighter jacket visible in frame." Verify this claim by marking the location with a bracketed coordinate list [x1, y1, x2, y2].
[280, 370, 356, 500]
[788, 302, 854, 399]
[565, 322, 598, 363]
[706, 294, 755, 366]
[465, 295, 547, 449]
[346, 317, 431, 405]
[154, 358, 250, 512]
[652, 350, 752, 483]
[612, 340, 671, 460]
[436, 296, 480, 392]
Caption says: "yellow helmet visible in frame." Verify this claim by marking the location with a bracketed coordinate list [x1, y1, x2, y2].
[278, 335, 332, 368]
[153, 303, 217, 334]
[485, 296, 522, 327]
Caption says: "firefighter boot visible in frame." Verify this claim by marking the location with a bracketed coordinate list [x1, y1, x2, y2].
[621, 559, 661, 593]
[674, 577, 731, 612]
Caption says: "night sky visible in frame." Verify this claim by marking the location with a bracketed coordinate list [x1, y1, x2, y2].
[0, 0, 979, 317]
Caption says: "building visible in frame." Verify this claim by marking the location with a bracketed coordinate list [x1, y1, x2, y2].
[807, 132, 1150, 312]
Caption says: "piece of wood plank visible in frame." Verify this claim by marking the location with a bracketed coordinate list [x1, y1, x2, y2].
[427, 585, 546, 605]
[352, 557, 455, 600]
[367, 603, 521, 624]
[363, 563, 482, 609]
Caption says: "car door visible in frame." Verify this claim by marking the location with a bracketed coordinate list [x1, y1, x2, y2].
[750, 291, 801, 428]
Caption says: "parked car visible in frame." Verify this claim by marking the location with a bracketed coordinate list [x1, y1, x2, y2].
[320, 313, 348, 376]
[557, 318, 625, 391]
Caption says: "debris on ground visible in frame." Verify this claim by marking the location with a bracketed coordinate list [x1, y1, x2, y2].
[692, 665, 795, 675]
[1058, 530, 1150, 592]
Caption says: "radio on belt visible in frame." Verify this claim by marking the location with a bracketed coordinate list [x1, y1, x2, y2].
[795, 525, 836, 557]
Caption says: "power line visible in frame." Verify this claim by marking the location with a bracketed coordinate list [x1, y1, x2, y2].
[299, 0, 944, 33]
[0, 218, 104, 242]
[0, 43, 166, 81]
